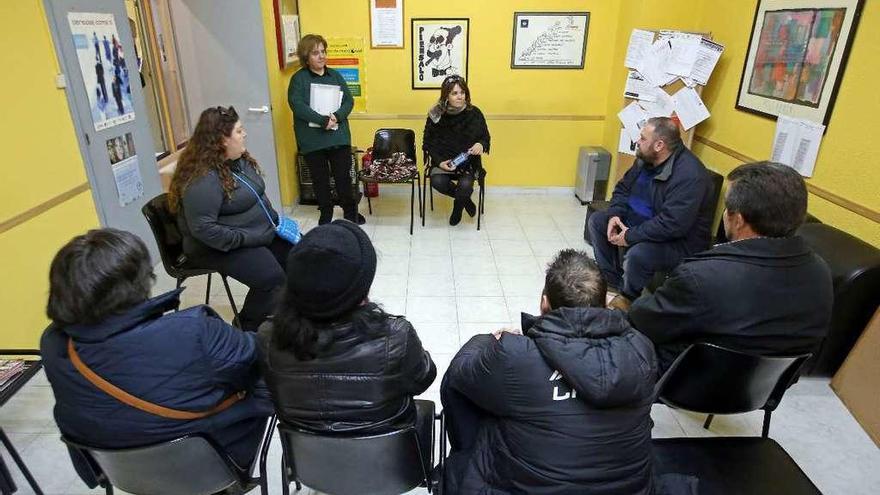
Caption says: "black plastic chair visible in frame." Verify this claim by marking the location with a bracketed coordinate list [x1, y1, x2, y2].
[656, 343, 811, 437]
[653, 344, 819, 493]
[422, 152, 486, 230]
[278, 400, 444, 495]
[61, 419, 276, 495]
[141, 193, 240, 325]
[358, 129, 423, 235]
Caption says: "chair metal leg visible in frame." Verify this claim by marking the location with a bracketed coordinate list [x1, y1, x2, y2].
[417, 173, 424, 225]
[0, 428, 43, 495]
[762, 410, 772, 438]
[409, 179, 415, 235]
[205, 273, 212, 305]
[421, 172, 429, 226]
[366, 188, 373, 215]
[257, 416, 277, 495]
[429, 176, 434, 211]
[703, 414, 714, 430]
[220, 275, 241, 327]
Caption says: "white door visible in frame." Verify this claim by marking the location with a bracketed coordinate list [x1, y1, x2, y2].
[44, 0, 164, 260]
[168, 0, 282, 208]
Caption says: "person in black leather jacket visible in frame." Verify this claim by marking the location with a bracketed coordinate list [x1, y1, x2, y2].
[169, 106, 294, 331]
[257, 220, 436, 435]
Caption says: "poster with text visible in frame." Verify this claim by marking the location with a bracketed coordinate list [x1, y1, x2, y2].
[326, 37, 367, 113]
[68, 12, 135, 131]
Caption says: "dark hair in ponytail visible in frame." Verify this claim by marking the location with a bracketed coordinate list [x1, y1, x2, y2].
[272, 289, 392, 360]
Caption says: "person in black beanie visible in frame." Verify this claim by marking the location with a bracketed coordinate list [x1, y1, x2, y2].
[257, 220, 436, 440]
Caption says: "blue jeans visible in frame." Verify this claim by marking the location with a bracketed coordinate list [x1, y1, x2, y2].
[588, 210, 689, 299]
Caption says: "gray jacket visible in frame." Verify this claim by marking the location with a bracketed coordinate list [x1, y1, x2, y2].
[178, 158, 278, 254]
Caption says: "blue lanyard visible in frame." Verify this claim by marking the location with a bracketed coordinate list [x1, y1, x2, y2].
[231, 172, 277, 228]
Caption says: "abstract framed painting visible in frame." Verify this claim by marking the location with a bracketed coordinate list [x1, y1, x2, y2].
[736, 0, 864, 126]
[411, 18, 469, 89]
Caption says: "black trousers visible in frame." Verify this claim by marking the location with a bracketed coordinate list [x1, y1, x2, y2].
[190, 236, 294, 331]
[431, 172, 474, 203]
[303, 146, 355, 215]
[439, 372, 491, 493]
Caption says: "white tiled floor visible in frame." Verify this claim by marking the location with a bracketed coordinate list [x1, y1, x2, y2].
[3, 188, 879, 494]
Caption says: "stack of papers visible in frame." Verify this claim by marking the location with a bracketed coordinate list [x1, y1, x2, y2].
[625, 29, 724, 89]
[771, 116, 825, 177]
[309, 83, 343, 129]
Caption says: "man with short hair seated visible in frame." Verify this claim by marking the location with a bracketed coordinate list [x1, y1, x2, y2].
[440, 249, 657, 494]
[629, 162, 833, 372]
[588, 117, 716, 306]
[40, 228, 272, 486]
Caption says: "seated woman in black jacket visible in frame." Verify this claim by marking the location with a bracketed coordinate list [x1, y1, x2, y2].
[257, 220, 436, 436]
[423, 75, 490, 226]
[169, 106, 294, 331]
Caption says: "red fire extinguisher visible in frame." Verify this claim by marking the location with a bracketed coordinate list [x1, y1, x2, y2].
[362, 147, 379, 197]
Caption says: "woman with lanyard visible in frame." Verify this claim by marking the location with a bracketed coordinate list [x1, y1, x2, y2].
[169, 106, 293, 331]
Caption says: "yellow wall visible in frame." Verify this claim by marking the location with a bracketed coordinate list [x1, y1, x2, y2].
[0, 2, 100, 348]
[297, 0, 620, 186]
[602, 0, 878, 247]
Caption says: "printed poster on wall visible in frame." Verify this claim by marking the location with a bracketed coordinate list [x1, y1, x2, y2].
[411, 18, 469, 89]
[68, 12, 135, 131]
[105, 132, 143, 207]
[326, 37, 367, 113]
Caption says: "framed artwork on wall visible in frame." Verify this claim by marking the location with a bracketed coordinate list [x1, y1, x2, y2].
[411, 18, 469, 89]
[510, 12, 590, 69]
[736, 0, 864, 126]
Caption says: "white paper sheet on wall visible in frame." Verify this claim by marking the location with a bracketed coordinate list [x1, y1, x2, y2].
[618, 101, 649, 141]
[666, 33, 702, 77]
[672, 87, 710, 130]
[771, 115, 825, 177]
[624, 71, 656, 101]
[691, 38, 725, 85]
[625, 29, 655, 69]
[619, 128, 637, 156]
[639, 88, 676, 117]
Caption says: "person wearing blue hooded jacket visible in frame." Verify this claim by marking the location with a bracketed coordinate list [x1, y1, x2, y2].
[440, 249, 658, 494]
[40, 228, 273, 487]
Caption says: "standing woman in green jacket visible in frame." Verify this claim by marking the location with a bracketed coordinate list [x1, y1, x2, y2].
[288, 34, 364, 225]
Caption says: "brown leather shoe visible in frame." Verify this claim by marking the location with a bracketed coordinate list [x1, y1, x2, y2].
[607, 294, 632, 312]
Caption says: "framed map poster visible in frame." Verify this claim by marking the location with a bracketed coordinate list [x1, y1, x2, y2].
[511, 12, 590, 69]
[736, 0, 864, 126]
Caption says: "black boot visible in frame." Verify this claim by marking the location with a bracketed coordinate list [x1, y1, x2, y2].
[345, 211, 367, 225]
[463, 197, 477, 217]
[318, 208, 333, 225]
[449, 201, 464, 226]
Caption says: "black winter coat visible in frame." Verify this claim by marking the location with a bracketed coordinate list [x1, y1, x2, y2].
[607, 147, 715, 255]
[629, 236, 833, 372]
[177, 157, 278, 255]
[423, 105, 490, 173]
[444, 307, 657, 495]
[257, 307, 436, 433]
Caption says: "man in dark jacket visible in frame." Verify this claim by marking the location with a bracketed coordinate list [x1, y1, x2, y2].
[588, 117, 715, 304]
[629, 162, 833, 372]
[441, 249, 657, 494]
[41, 229, 272, 486]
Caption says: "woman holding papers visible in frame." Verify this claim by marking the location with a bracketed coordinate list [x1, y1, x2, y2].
[423, 75, 490, 226]
[288, 34, 363, 225]
[169, 106, 294, 332]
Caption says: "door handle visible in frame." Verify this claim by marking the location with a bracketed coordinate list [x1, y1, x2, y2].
[248, 106, 270, 113]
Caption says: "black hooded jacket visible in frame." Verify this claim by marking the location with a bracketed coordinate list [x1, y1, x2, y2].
[444, 307, 658, 494]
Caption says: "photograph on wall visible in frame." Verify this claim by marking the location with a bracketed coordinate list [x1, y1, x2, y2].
[68, 12, 135, 131]
[326, 37, 368, 113]
[511, 12, 590, 69]
[105, 132, 143, 207]
[736, 0, 864, 126]
[411, 18, 469, 89]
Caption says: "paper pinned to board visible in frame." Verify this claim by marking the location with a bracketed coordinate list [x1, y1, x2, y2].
[618, 101, 649, 141]
[771, 115, 825, 177]
[639, 88, 675, 117]
[671, 87, 710, 130]
[691, 38, 724, 85]
[666, 32, 702, 77]
[636, 39, 679, 87]
[619, 128, 637, 156]
[625, 29, 655, 69]
[624, 71, 656, 101]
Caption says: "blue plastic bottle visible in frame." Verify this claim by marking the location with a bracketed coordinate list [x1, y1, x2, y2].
[450, 152, 469, 168]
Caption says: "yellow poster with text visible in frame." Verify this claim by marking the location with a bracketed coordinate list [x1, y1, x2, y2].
[326, 37, 367, 113]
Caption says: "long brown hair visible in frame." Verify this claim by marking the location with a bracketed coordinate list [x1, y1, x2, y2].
[438, 75, 472, 110]
[167, 106, 260, 213]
